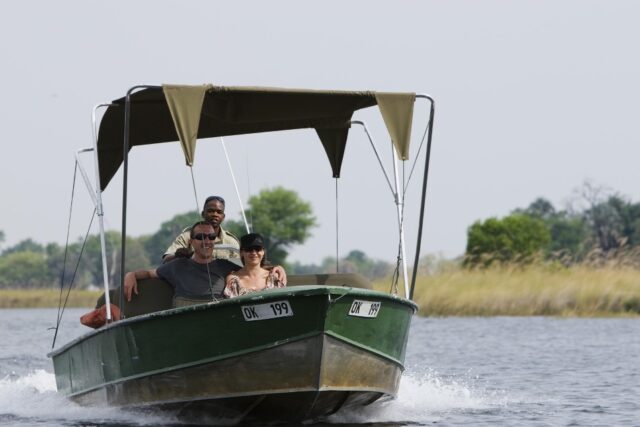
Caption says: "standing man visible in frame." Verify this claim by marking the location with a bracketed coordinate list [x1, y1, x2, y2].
[163, 195, 240, 263]
[126, 221, 238, 307]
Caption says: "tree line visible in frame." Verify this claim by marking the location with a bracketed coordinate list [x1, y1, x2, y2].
[0, 187, 393, 289]
[465, 182, 640, 267]
[6, 181, 629, 289]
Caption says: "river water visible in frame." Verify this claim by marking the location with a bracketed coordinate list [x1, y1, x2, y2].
[0, 308, 638, 426]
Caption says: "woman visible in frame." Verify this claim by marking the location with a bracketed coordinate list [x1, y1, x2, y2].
[223, 233, 286, 298]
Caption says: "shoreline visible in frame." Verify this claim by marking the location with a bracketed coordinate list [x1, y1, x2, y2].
[0, 289, 102, 309]
[403, 264, 640, 317]
[3, 265, 639, 317]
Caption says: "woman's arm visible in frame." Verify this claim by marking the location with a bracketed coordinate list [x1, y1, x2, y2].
[223, 274, 241, 298]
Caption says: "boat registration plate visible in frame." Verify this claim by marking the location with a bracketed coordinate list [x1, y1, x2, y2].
[348, 300, 381, 318]
[241, 300, 293, 321]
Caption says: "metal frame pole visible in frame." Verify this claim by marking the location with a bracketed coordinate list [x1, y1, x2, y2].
[119, 85, 160, 317]
[391, 147, 410, 298]
[91, 104, 114, 321]
[74, 148, 97, 206]
[220, 137, 251, 233]
[349, 121, 396, 198]
[409, 95, 435, 300]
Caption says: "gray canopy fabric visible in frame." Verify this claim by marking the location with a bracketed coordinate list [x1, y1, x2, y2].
[97, 85, 416, 190]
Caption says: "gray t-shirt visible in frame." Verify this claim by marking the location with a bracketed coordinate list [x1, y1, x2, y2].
[156, 258, 239, 300]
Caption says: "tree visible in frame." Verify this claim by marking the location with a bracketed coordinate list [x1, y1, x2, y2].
[44, 242, 82, 288]
[289, 250, 392, 280]
[0, 230, 4, 253]
[341, 250, 392, 279]
[514, 197, 556, 221]
[143, 211, 201, 263]
[226, 187, 317, 266]
[516, 198, 589, 260]
[2, 238, 45, 255]
[465, 214, 551, 267]
[595, 195, 640, 249]
[0, 251, 50, 288]
[546, 215, 589, 259]
[81, 232, 151, 289]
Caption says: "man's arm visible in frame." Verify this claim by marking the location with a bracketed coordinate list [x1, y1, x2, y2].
[162, 230, 191, 264]
[124, 269, 159, 301]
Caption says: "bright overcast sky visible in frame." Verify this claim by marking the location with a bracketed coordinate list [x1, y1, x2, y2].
[1, 1, 639, 264]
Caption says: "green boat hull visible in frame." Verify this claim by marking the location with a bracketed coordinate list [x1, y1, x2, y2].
[49, 285, 416, 422]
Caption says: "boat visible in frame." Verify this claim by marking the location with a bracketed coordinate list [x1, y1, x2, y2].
[48, 85, 435, 423]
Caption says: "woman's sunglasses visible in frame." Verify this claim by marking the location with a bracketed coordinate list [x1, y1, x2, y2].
[241, 246, 263, 253]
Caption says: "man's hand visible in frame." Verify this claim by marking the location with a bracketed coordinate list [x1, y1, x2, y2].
[124, 272, 138, 302]
[272, 265, 287, 285]
[175, 247, 192, 258]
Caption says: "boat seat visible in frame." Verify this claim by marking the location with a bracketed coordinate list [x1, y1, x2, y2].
[287, 273, 372, 290]
[94, 274, 372, 318]
[94, 278, 174, 318]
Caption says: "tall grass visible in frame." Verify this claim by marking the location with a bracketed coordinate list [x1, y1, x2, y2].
[3, 263, 639, 316]
[406, 264, 640, 316]
[0, 289, 101, 309]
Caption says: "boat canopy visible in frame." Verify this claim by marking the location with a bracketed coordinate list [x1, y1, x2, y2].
[97, 85, 416, 190]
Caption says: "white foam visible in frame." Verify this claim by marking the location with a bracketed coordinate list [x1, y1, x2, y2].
[328, 369, 508, 424]
[0, 370, 177, 426]
[9, 369, 57, 392]
[1, 369, 512, 426]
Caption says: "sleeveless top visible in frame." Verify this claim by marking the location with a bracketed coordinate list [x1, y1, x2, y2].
[223, 270, 285, 298]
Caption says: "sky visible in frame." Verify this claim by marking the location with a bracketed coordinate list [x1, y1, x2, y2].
[1, 1, 640, 265]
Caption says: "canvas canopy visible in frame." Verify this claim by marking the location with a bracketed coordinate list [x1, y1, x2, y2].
[97, 85, 416, 190]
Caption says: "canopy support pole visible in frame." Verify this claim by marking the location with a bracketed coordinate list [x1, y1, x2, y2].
[75, 148, 97, 206]
[74, 146, 112, 322]
[120, 85, 160, 318]
[335, 178, 340, 273]
[220, 137, 251, 233]
[391, 147, 410, 298]
[349, 121, 396, 201]
[351, 119, 409, 297]
[189, 167, 200, 211]
[92, 104, 115, 321]
[409, 95, 435, 300]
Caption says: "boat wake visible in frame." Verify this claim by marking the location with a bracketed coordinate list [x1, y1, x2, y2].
[1, 369, 511, 426]
[0, 370, 177, 426]
[325, 369, 509, 425]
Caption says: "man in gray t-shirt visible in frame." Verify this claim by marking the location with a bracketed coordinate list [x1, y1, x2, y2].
[124, 221, 239, 306]
[156, 256, 238, 301]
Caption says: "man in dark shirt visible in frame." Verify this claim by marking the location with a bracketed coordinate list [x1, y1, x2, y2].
[124, 221, 239, 306]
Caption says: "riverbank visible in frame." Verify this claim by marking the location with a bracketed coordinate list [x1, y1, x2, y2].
[407, 264, 640, 316]
[2, 265, 639, 315]
[0, 289, 101, 308]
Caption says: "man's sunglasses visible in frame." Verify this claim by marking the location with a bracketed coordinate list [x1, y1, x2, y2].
[241, 246, 263, 253]
[192, 233, 217, 241]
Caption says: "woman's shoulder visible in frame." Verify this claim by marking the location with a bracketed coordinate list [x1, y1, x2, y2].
[226, 272, 241, 282]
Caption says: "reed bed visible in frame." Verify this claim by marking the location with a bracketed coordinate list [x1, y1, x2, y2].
[404, 264, 640, 317]
[0, 289, 101, 309]
[2, 264, 639, 316]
